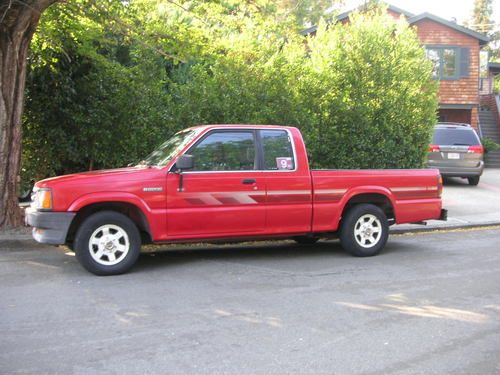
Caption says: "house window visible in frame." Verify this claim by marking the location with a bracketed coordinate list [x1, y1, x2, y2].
[442, 49, 457, 77]
[426, 48, 441, 77]
[425, 47, 459, 80]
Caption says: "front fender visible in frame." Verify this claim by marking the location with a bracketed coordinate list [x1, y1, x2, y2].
[68, 192, 152, 214]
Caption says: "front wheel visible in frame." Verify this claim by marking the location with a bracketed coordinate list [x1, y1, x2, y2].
[340, 204, 389, 257]
[74, 211, 141, 275]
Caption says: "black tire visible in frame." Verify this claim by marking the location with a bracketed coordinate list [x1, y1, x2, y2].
[467, 176, 480, 186]
[74, 211, 141, 276]
[340, 204, 389, 257]
[293, 236, 319, 245]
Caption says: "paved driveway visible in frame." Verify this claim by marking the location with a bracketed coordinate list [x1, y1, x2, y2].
[442, 168, 500, 223]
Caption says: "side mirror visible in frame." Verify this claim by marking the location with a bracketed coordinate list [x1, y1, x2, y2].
[175, 154, 194, 171]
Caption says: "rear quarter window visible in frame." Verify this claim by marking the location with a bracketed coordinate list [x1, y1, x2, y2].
[261, 130, 295, 170]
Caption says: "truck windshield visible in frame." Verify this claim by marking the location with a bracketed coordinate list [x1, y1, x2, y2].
[138, 130, 197, 167]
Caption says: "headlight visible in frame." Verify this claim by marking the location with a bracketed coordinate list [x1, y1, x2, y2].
[32, 188, 53, 210]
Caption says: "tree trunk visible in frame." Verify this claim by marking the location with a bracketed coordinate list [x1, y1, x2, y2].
[0, 0, 57, 228]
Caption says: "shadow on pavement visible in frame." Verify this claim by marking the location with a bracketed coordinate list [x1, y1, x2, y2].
[131, 238, 424, 274]
[443, 177, 474, 186]
[133, 240, 350, 272]
[0, 237, 430, 276]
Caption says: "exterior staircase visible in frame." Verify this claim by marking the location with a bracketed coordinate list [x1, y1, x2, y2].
[479, 109, 500, 168]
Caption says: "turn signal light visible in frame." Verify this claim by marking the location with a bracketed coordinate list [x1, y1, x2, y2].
[36, 189, 53, 210]
[428, 144, 440, 152]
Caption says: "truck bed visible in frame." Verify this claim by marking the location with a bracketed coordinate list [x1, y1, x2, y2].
[311, 168, 442, 231]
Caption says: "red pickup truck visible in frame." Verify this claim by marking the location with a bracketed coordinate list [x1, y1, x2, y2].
[26, 125, 446, 275]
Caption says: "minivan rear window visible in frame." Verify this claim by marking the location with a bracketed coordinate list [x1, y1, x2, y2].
[432, 128, 480, 146]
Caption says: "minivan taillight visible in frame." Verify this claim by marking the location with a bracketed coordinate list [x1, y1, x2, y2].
[468, 145, 484, 154]
[438, 175, 443, 197]
[429, 144, 440, 152]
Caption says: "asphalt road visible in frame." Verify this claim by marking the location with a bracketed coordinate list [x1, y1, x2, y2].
[1, 228, 500, 375]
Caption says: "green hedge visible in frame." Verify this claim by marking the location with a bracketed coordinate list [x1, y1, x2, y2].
[22, 5, 438, 188]
[165, 10, 438, 169]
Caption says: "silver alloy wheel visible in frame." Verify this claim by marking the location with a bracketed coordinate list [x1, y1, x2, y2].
[88, 224, 130, 266]
[354, 214, 382, 248]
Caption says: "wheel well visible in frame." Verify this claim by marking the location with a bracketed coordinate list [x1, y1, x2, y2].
[342, 194, 395, 223]
[66, 202, 152, 245]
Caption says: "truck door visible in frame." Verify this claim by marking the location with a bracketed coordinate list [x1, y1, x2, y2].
[166, 129, 266, 238]
[259, 129, 312, 234]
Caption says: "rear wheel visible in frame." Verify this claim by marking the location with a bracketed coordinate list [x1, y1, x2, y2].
[74, 211, 141, 275]
[467, 176, 480, 186]
[340, 204, 388, 257]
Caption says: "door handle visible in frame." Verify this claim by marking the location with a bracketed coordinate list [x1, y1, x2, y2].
[241, 179, 256, 185]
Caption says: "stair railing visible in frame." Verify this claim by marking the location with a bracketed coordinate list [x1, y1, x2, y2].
[477, 109, 484, 139]
[495, 95, 500, 128]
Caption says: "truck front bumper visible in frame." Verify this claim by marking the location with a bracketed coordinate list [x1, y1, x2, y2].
[25, 208, 76, 245]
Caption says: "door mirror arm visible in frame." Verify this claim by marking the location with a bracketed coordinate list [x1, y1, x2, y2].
[177, 171, 185, 192]
[174, 154, 194, 192]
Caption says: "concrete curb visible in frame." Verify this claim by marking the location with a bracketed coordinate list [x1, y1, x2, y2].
[0, 233, 32, 241]
[390, 220, 500, 234]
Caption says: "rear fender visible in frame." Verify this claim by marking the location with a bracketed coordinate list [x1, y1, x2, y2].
[335, 186, 397, 228]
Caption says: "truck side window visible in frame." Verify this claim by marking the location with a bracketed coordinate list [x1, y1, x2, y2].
[261, 130, 295, 170]
[190, 131, 257, 171]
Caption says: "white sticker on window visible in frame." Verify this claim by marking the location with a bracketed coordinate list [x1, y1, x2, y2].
[276, 157, 293, 170]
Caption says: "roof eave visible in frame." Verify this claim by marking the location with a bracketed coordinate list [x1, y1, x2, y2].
[408, 13, 490, 45]
[300, 25, 318, 36]
[336, 4, 414, 21]
[301, 2, 415, 36]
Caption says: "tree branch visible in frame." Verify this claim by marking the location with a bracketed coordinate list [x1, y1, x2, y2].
[0, 0, 13, 25]
[0, 0, 59, 27]
[164, 0, 209, 26]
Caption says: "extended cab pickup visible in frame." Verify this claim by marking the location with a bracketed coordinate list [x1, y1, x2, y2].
[26, 125, 446, 275]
